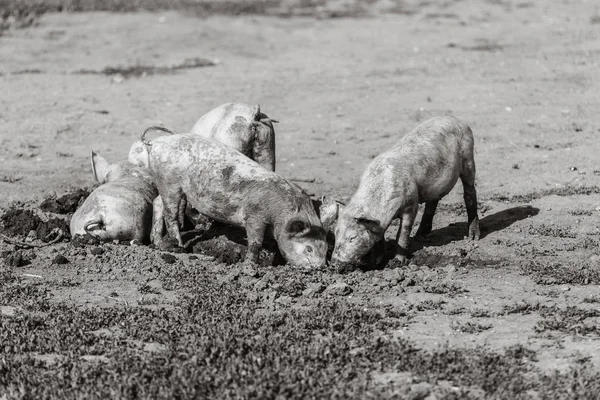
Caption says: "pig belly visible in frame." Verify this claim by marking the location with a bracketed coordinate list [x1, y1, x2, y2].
[185, 191, 246, 228]
[416, 165, 461, 203]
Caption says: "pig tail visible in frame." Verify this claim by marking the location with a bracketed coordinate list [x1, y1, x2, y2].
[141, 126, 178, 146]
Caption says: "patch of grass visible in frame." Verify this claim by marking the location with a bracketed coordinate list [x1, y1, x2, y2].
[470, 309, 491, 318]
[451, 320, 493, 334]
[501, 301, 541, 315]
[0, 0, 388, 30]
[521, 259, 600, 285]
[529, 224, 577, 239]
[3, 265, 600, 397]
[445, 307, 465, 315]
[490, 185, 600, 203]
[536, 306, 600, 337]
[73, 57, 216, 78]
[413, 299, 446, 311]
[138, 283, 161, 295]
[422, 280, 466, 296]
[569, 210, 593, 216]
[583, 295, 600, 304]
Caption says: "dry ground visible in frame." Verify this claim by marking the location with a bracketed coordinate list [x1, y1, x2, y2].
[2, 0, 600, 398]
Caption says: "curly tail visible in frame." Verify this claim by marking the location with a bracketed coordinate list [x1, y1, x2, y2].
[141, 126, 178, 146]
[84, 219, 104, 233]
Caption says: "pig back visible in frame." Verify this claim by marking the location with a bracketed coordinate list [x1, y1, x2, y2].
[190, 103, 258, 157]
[148, 134, 295, 227]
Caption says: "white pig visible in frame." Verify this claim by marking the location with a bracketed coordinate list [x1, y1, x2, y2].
[330, 116, 480, 272]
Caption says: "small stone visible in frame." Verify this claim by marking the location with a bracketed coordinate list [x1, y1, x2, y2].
[401, 278, 415, 287]
[111, 74, 124, 84]
[223, 268, 241, 283]
[90, 247, 104, 256]
[444, 263, 457, 275]
[241, 264, 259, 278]
[276, 295, 293, 306]
[254, 280, 268, 291]
[1, 306, 18, 317]
[160, 253, 177, 264]
[324, 281, 352, 296]
[52, 254, 69, 265]
[302, 282, 325, 298]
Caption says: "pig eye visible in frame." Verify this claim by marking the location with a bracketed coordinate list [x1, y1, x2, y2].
[306, 245, 313, 253]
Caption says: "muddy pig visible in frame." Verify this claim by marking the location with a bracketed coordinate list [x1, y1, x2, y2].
[128, 103, 276, 171]
[70, 152, 158, 243]
[330, 116, 480, 272]
[140, 131, 327, 267]
[191, 102, 276, 171]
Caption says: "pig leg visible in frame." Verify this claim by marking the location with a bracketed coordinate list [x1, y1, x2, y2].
[461, 157, 480, 240]
[161, 188, 185, 247]
[415, 200, 439, 238]
[151, 196, 165, 244]
[244, 218, 267, 264]
[178, 194, 187, 229]
[394, 205, 418, 265]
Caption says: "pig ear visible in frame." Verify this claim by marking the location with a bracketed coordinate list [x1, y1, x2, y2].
[253, 104, 261, 121]
[286, 218, 311, 237]
[91, 151, 111, 184]
[354, 216, 383, 233]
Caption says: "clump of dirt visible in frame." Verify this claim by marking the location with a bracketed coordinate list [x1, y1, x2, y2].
[39, 188, 90, 214]
[71, 233, 103, 247]
[193, 235, 275, 268]
[1, 249, 31, 267]
[0, 208, 68, 241]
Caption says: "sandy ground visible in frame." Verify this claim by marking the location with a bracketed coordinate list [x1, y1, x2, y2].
[2, 0, 600, 376]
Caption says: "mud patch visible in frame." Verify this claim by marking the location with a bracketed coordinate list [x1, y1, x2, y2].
[39, 188, 90, 214]
[0, 209, 68, 241]
[73, 57, 215, 78]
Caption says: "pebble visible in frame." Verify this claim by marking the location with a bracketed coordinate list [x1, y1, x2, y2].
[51, 254, 69, 265]
[324, 281, 353, 296]
[302, 282, 325, 298]
[1, 306, 18, 317]
[160, 253, 177, 264]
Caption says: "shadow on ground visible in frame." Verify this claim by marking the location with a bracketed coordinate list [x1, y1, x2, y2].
[412, 206, 540, 251]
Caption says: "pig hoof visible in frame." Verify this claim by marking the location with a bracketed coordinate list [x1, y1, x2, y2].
[468, 227, 481, 241]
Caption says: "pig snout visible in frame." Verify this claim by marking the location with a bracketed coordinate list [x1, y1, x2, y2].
[280, 238, 328, 268]
[276, 219, 328, 268]
[331, 213, 384, 272]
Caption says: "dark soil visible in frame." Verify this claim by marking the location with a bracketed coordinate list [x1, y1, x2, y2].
[39, 188, 90, 214]
[0, 208, 69, 241]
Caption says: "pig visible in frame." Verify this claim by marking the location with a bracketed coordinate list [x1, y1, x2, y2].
[69, 152, 158, 243]
[330, 116, 480, 271]
[127, 103, 276, 171]
[140, 131, 327, 267]
[190, 102, 276, 171]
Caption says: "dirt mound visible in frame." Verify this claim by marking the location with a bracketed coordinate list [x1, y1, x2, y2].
[0, 208, 69, 241]
[39, 188, 90, 214]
